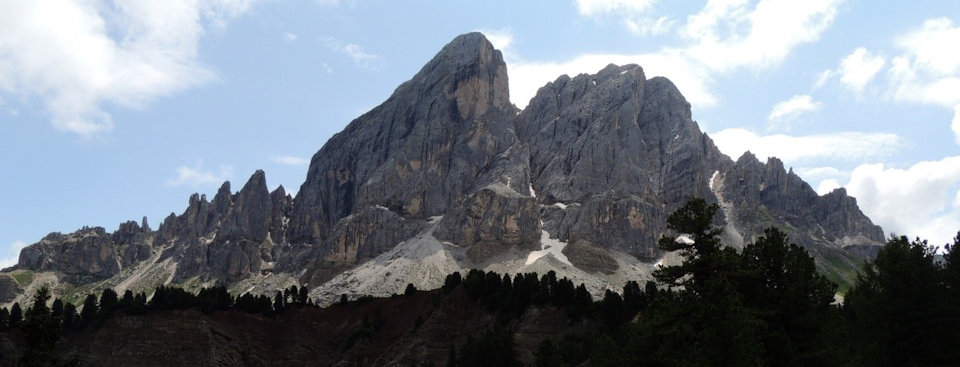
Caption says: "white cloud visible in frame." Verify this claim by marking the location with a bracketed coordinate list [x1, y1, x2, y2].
[323, 37, 382, 69]
[511, 0, 842, 109]
[837, 47, 885, 93]
[575, 0, 657, 16]
[273, 156, 309, 166]
[682, 0, 844, 72]
[882, 18, 960, 145]
[479, 28, 513, 53]
[0, 0, 258, 136]
[624, 16, 675, 36]
[813, 69, 833, 90]
[794, 166, 848, 195]
[0, 240, 27, 269]
[887, 18, 960, 107]
[816, 179, 842, 195]
[845, 155, 960, 247]
[165, 163, 233, 188]
[768, 94, 822, 122]
[284, 32, 298, 42]
[895, 18, 960, 76]
[796, 166, 845, 179]
[574, 0, 672, 36]
[953, 106, 960, 146]
[710, 128, 902, 163]
[508, 50, 715, 109]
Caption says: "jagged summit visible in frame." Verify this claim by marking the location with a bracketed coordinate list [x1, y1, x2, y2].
[287, 32, 518, 245]
[1, 32, 884, 307]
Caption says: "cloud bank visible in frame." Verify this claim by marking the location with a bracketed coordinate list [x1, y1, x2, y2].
[0, 0, 259, 136]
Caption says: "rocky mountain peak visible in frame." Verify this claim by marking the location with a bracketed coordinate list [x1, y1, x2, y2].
[287, 32, 519, 245]
[413, 31, 511, 120]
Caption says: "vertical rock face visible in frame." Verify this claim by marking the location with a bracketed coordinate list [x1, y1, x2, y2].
[435, 183, 541, 251]
[1, 32, 888, 303]
[17, 227, 126, 281]
[217, 170, 271, 244]
[517, 65, 726, 257]
[287, 32, 519, 245]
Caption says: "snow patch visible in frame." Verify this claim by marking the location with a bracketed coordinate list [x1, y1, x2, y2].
[591, 80, 596, 86]
[709, 170, 719, 190]
[709, 170, 746, 249]
[529, 184, 537, 198]
[374, 205, 389, 211]
[554, 202, 567, 209]
[525, 231, 572, 266]
[620, 70, 629, 75]
[675, 234, 695, 245]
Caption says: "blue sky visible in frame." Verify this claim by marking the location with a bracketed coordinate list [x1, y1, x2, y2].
[2, 0, 959, 266]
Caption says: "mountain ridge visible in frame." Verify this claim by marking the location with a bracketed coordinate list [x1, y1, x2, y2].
[0, 32, 883, 306]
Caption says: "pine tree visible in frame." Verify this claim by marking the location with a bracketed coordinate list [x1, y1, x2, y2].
[404, 283, 417, 297]
[10, 302, 23, 328]
[19, 287, 62, 367]
[653, 198, 725, 292]
[534, 339, 562, 367]
[62, 302, 78, 331]
[80, 294, 98, 326]
[845, 235, 953, 366]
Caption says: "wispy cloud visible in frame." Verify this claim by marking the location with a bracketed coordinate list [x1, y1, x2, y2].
[680, 0, 844, 72]
[0, 1, 259, 136]
[794, 166, 849, 195]
[509, 50, 715, 109]
[574, 0, 657, 16]
[710, 128, 902, 163]
[510, 0, 843, 109]
[838, 47, 886, 93]
[273, 156, 309, 166]
[323, 37, 382, 69]
[574, 0, 672, 36]
[0, 240, 27, 269]
[165, 163, 233, 188]
[768, 95, 822, 122]
[283, 32, 298, 42]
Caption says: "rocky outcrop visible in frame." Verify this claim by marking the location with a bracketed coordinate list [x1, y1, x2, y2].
[435, 184, 541, 258]
[719, 152, 884, 246]
[217, 170, 271, 244]
[0, 275, 21, 303]
[269, 185, 292, 245]
[18, 227, 124, 281]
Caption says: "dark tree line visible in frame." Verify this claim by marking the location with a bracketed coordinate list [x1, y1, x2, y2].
[529, 198, 960, 367]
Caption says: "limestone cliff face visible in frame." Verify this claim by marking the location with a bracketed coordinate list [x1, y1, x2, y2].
[286, 32, 520, 246]
[18, 227, 129, 281]
[435, 183, 541, 258]
[0, 32, 886, 304]
[518, 65, 727, 258]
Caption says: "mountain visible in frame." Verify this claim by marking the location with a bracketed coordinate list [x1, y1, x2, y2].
[0, 32, 884, 307]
